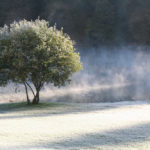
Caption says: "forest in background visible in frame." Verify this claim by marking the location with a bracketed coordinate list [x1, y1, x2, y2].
[0, 0, 150, 47]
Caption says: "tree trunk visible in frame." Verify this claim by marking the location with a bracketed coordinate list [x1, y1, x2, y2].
[25, 82, 36, 98]
[24, 83, 30, 105]
[32, 89, 40, 104]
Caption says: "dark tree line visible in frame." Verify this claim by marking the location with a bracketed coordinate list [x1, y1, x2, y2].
[0, 0, 150, 46]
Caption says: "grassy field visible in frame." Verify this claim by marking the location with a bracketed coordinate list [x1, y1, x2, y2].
[0, 101, 150, 150]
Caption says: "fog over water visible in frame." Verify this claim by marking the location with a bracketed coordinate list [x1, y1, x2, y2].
[1, 46, 150, 103]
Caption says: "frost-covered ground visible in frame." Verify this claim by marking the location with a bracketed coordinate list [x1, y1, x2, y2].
[0, 101, 150, 150]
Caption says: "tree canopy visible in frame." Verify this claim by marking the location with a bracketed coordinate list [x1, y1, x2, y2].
[0, 19, 82, 104]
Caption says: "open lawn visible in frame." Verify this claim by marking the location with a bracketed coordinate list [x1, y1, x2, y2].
[0, 101, 150, 150]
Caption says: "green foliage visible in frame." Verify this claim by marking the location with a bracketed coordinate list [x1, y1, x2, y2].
[0, 19, 82, 104]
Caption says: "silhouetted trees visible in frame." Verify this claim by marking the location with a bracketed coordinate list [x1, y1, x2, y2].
[0, 0, 150, 46]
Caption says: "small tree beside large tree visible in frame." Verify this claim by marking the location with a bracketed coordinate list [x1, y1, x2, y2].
[0, 19, 82, 104]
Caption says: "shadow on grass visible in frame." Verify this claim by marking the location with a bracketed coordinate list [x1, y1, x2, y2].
[38, 122, 150, 149]
[0, 102, 64, 112]
[0, 100, 150, 120]
[2, 122, 150, 150]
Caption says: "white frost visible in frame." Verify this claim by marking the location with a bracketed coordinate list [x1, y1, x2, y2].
[0, 101, 150, 150]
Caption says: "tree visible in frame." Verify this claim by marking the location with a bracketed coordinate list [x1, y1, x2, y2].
[88, 0, 116, 46]
[0, 19, 82, 104]
[127, 0, 150, 44]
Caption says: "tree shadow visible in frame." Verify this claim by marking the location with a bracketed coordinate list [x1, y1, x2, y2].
[0, 100, 149, 120]
[2, 122, 150, 150]
[0, 102, 62, 111]
[35, 122, 150, 149]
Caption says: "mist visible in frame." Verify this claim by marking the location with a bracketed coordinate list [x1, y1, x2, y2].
[1, 45, 150, 103]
